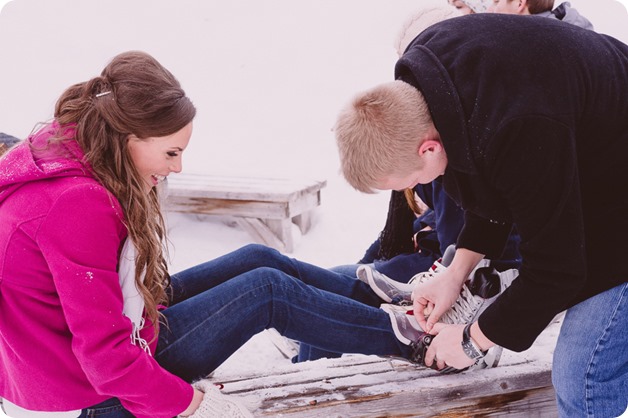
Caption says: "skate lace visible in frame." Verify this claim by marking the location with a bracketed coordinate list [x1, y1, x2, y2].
[440, 285, 482, 324]
[409, 270, 436, 285]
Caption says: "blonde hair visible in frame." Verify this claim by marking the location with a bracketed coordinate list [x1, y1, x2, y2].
[53, 51, 196, 337]
[335, 80, 433, 193]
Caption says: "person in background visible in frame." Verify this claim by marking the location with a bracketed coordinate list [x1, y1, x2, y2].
[489, 0, 593, 29]
[447, 0, 492, 14]
[0, 133, 20, 156]
[334, 13, 627, 418]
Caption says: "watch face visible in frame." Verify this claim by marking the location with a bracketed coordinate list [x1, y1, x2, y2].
[462, 341, 481, 360]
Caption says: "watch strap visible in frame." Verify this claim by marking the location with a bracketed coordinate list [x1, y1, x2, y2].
[461, 323, 487, 361]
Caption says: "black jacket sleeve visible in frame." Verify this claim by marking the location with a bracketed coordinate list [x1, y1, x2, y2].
[457, 210, 512, 259]
[477, 117, 587, 351]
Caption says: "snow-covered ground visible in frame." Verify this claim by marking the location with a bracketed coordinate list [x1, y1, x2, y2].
[1, 0, 628, 414]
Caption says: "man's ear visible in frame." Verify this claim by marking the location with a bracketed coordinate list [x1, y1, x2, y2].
[416, 123, 442, 156]
[417, 139, 443, 157]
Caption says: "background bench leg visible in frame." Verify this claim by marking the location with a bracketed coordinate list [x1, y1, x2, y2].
[292, 211, 312, 234]
[235, 218, 294, 253]
[263, 218, 294, 253]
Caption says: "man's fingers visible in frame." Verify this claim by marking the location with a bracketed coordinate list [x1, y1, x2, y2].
[413, 298, 429, 330]
[424, 302, 434, 317]
[436, 358, 448, 371]
[430, 322, 446, 335]
[426, 304, 449, 331]
[413, 298, 440, 332]
[424, 344, 436, 367]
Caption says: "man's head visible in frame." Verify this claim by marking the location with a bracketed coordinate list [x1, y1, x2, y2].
[489, 0, 554, 15]
[334, 80, 447, 193]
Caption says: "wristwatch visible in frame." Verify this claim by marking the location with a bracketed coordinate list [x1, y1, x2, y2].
[461, 323, 487, 361]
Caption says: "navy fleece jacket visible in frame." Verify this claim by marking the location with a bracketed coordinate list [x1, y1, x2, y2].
[395, 14, 628, 351]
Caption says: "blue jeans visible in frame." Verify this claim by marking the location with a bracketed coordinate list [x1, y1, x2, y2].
[552, 282, 628, 418]
[155, 244, 404, 381]
[78, 398, 133, 418]
[294, 262, 374, 362]
[81, 244, 406, 416]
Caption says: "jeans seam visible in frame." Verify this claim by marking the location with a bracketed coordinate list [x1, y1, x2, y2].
[584, 283, 628, 416]
[156, 280, 273, 359]
[85, 405, 125, 417]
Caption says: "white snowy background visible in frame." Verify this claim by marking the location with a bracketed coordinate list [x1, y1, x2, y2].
[1, 0, 627, 415]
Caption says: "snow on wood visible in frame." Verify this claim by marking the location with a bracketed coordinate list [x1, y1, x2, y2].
[212, 316, 562, 416]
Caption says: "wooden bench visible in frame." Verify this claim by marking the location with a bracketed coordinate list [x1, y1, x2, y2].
[165, 173, 326, 253]
[213, 317, 562, 417]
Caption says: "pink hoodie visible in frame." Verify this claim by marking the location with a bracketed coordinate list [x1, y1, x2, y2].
[0, 125, 192, 417]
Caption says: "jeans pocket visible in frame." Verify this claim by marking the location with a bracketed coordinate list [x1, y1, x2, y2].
[81, 398, 134, 418]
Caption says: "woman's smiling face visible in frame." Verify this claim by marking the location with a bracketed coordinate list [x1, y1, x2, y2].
[127, 122, 193, 193]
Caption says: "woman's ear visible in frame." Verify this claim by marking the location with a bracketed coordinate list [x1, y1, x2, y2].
[126, 134, 139, 144]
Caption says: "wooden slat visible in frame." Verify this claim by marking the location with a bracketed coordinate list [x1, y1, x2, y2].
[167, 173, 326, 202]
[164, 173, 326, 252]
[167, 196, 292, 219]
[212, 317, 562, 416]
[218, 356, 556, 417]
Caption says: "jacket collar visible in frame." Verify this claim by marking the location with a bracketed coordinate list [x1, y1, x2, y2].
[395, 44, 477, 175]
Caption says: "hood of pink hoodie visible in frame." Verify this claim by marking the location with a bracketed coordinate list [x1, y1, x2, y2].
[0, 123, 92, 205]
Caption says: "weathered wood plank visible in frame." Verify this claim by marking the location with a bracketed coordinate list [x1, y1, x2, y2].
[220, 357, 555, 417]
[167, 173, 326, 202]
[167, 196, 293, 219]
[213, 317, 562, 417]
[165, 173, 326, 252]
[167, 191, 321, 220]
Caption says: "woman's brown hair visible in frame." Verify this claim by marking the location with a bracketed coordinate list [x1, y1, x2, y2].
[54, 51, 196, 336]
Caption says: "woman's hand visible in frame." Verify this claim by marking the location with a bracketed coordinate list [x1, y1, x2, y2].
[179, 380, 253, 417]
[178, 388, 204, 417]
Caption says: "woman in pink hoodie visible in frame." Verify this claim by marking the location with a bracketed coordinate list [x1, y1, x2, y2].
[0, 51, 244, 418]
[0, 50, 438, 418]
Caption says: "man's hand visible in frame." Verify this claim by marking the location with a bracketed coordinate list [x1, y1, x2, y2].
[411, 272, 461, 332]
[424, 323, 476, 370]
[412, 247, 485, 332]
